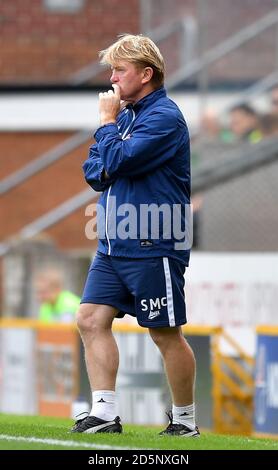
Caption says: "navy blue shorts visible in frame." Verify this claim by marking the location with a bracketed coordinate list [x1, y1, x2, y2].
[81, 252, 187, 328]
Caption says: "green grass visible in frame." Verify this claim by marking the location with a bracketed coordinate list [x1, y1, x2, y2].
[0, 414, 277, 450]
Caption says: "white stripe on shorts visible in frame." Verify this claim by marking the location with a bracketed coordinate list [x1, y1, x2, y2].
[163, 257, 175, 327]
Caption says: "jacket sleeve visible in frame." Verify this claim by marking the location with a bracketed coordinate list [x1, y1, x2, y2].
[82, 143, 115, 192]
[94, 110, 186, 178]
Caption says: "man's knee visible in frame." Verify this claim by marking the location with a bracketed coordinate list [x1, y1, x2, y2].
[76, 304, 96, 335]
[76, 303, 117, 335]
[149, 327, 181, 350]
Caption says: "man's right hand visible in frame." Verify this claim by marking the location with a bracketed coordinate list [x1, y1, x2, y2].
[99, 84, 121, 126]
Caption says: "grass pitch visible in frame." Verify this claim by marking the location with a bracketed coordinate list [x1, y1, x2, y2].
[0, 414, 277, 450]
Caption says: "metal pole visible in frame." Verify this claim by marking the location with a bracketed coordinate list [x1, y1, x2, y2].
[140, 0, 152, 34]
[180, 16, 197, 67]
[196, 0, 209, 160]
[197, 0, 209, 112]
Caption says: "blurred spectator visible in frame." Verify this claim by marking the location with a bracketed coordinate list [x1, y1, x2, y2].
[229, 104, 262, 143]
[199, 109, 220, 140]
[36, 268, 80, 323]
[259, 113, 278, 138]
[270, 85, 278, 116]
[199, 108, 233, 143]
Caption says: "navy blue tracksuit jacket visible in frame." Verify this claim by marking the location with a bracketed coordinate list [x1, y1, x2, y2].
[82, 87, 191, 265]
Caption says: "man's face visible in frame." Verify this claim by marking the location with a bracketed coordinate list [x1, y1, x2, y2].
[230, 110, 257, 137]
[36, 279, 60, 304]
[110, 60, 149, 103]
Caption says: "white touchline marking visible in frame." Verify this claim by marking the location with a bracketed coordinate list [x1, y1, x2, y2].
[0, 434, 147, 450]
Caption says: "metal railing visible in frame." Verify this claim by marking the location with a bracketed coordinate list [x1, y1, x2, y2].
[220, 69, 278, 114]
[166, 9, 278, 89]
[0, 130, 92, 196]
[0, 188, 96, 257]
[68, 9, 278, 89]
[212, 329, 254, 435]
[192, 136, 278, 193]
[69, 17, 197, 85]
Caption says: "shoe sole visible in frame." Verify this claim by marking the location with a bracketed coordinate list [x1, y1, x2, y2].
[159, 431, 200, 437]
[84, 424, 122, 434]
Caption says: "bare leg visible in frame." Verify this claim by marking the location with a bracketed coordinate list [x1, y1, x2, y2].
[149, 326, 196, 406]
[76, 303, 119, 390]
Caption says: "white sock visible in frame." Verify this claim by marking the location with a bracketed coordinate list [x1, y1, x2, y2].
[172, 403, 196, 430]
[90, 390, 116, 421]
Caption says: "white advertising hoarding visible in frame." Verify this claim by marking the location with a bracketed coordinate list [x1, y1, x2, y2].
[0, 328, 37, 414]
[186, 252, 278, 327]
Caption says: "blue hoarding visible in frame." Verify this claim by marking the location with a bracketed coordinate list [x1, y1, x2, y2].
[254, 334, 278, 435]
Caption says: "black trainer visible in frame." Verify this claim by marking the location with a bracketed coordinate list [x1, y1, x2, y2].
[71, 414, 122, 434]
[159, 411, 200, 437]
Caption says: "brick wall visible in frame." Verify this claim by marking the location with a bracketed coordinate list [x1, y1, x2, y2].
[0, 0, 139, 84]
[0, 131, 98, 251]
[1, 0, 278, 85]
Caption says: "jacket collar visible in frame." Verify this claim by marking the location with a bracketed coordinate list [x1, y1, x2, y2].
[132, 86, 166, 112]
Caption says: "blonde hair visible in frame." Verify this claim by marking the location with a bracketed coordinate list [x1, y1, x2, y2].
[99, 34, 165, 87]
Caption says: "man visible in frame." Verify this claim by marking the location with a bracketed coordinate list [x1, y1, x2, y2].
[36, 268, 80, 323]
[72, 34, 199, 437]
[229, 104, 262, 143]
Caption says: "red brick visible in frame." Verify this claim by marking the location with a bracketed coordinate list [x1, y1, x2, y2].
[0, 1, 277, 87]
[0, 132, 90, 241]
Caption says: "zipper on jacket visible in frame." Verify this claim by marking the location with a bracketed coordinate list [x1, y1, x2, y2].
[105, 108, 136, 255]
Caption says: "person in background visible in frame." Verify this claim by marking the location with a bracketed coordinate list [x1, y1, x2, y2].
[229, 104, 262, 143]
[36, 268, 80, 323]
[259, 112, 278, 138]
[198, 108, 233, 143]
